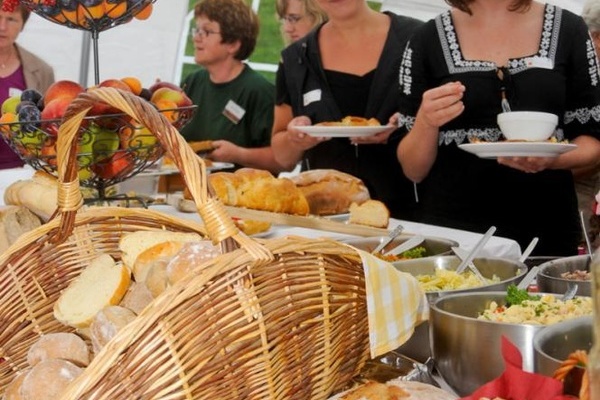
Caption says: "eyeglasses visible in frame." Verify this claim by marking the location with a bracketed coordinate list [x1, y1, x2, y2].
[279, 14, 304, 25]
[190, 27, 221, 39]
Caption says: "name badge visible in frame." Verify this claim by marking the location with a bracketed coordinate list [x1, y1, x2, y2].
[222, 99, 246, 125]
[8, 88, 22, 98]
[524, 56, 553, 70]
[303, 89, 321, 107]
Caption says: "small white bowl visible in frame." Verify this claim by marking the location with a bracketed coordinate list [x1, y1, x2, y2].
[497, 111, 558, 141]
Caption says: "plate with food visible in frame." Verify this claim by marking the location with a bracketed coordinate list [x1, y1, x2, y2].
[458, 142, 577, 158]
[294, 116, 391, 138]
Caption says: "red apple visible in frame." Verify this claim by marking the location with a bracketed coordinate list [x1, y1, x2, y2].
[91, 151, 134, 180]
[148, 80, 182, 94]
[98, 78, 133, 93]
[43, 80, 85, 107]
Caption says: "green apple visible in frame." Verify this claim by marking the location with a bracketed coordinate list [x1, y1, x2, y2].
[89, 123, 120, 160]
[2, 95, 21, 115]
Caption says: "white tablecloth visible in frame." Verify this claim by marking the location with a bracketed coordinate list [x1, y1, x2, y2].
[0, 166, 522, 259]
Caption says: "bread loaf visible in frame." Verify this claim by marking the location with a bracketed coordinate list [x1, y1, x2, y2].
[20, 359, 82, 400]
[2, 368, 30, 400]
[348, 200, 390, 228]
[3, 171, 58, 221]
[131, 240, 189, 284]
[90, 305, 137, 354]
[26, 333, 90, 367]
[290, 169, 370, 215]
[0, 206, 42, 254]
[166, 241, 221, 285]
[208, 168, 309, 215]
[53, 254, 131, 328]
[118, 230, 202, 272]
[119, 281, 154, 315]
[330, 379, 457, 399]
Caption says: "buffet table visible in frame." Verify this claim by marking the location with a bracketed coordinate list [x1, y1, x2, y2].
[0, 165, 522, 259]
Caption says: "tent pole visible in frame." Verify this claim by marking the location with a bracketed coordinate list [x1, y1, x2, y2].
[79, 31, 91, 87]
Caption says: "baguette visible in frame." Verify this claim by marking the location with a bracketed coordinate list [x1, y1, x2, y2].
[4, 171, 58, 221]
[0, 206, 42, 254]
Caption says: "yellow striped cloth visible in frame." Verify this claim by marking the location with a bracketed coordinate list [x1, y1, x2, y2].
[354, 248, 428, 358]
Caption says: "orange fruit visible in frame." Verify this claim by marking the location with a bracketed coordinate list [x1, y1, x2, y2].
[121, 76, 143, 95]
[134, 2, 153, 20]
[104, 0, 127, 19]
[154, 99, 178, 123]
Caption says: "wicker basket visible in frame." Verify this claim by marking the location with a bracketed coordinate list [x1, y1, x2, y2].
[0, 88, 371, 399]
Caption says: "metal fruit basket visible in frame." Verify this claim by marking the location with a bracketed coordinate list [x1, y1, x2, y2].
[0, 103, 195, 200]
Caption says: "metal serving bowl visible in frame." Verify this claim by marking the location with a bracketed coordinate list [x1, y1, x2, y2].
[429, 291, 591, 396]
[393, 257, 527, 363]
[343, 234, 458, 263]
[537, 255, 591, 297]
[534, 316, 593, 396]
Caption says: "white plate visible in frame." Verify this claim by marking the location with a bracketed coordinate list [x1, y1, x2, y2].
[458, 142, 577, 158]
[148, 161, 234, 176]
[294, 125, 391, 138]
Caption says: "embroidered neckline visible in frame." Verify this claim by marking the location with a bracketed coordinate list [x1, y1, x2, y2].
[436, 4, 560, 74]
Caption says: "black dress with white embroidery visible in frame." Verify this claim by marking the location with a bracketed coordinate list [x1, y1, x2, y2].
[397, 5, 600, 256]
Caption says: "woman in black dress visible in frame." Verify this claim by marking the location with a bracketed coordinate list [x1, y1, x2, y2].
[396, 0, 600, 256]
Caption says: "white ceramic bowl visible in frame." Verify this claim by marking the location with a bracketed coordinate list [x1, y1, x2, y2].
[497, 111, 558, 141]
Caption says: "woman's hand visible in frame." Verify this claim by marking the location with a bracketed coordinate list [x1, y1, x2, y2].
[497, 156, 556, 173]
[416, 81, 465, 129]
[287, 116, 329, 150]
[207, 140, 238, 163]
[350, 123, 396, 145]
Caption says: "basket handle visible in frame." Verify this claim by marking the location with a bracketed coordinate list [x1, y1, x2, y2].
[52, 87, 272, 261]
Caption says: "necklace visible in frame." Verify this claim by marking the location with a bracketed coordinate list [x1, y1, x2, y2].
[0, 48, 14, 69]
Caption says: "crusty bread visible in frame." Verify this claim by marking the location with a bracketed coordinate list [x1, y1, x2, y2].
[3, 171, 58, 221]
[208, 168, 310, 215]
[26, 333, 90, 367]
[0, 206, 42, 254]
[119, 281, 154, 315]
[290, 169, 371, 215]
[166, 241, 221, 285]
[2, 368, 30, 400]
[348, 200, 390, 228]
[145, 260, 170, 298]
[316, 116, 380, 127]
[131, 240, 189, 284]
[90, 305, 137, 354]
[20, 359, 82, 400]
[331, 379, 457, 399]
[53, 254, 131, 328]
[118, 230, 202, 272]
[233, 219, 271, 236]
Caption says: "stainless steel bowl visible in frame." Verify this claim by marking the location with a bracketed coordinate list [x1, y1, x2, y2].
[394, 257, 527, 363]
[537, 255, 591, 297]
[430, 291, 573, 396]
[343, 235, 458, 263]
[534, 316, 593, 396]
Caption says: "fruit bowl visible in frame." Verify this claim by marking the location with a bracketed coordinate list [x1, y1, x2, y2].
[0, 105, 195, 199]
[20, 0, 156, 32]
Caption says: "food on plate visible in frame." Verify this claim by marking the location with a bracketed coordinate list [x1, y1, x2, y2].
[478, 292, 592, 325]
[316, 116, 381, 127]
[189, 140, 216, 154]
[290, 169, 370, 215]
[348, 199, 390, 228]
[468, 136, 569, 144]
[416, 269, 500, 292]
[560, 269, 591, 280]
[329, 379, 457, 399]
[0, 205, 42, 254]
[208, 168, 310, 215]
[26, 332, 90, 368]
[53, 253, 131, 328]
[375, 246, 427, 262]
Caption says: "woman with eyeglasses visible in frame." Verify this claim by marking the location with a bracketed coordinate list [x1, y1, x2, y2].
[0, 1, 54, 170]
[271, 0, 423, 220]
[276, 0, 327, 45]
[179, 0, 279, 173]
[396, 0, 600, 256]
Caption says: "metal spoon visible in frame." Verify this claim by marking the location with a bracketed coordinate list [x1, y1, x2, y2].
[385, 235, 425, 257]
[372, 224, 404, 254]
[563, 283, 579, 301]
[456, 226, 497, 275]
[519, 237, 539, 263]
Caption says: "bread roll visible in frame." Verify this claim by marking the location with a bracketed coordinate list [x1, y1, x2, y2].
[119, 281, 154, 315]
[53, 254, 131, 328]
[132, 240, 188, 284]
[118, 230, 202, 272]
[0, 206, 42, 254]
[26, 333, 90, 367]
[144, 261, 170, 298]
[208, 168, 309, 215]
[348, 200, 390, 228]
[90, 305, 137, 354]
[233, 219, 271, 236]
[290, 169, 370, 215]
[20, 359, 82, 400]
[3, 171, 58, 221]
[166, 241, 221, 285]
[2, 369, 30, 400]
[330, 379, 457, 399]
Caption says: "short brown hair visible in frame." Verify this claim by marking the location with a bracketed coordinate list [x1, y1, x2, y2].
[445, 0, 531, 15]
[194, 0, 259, 61]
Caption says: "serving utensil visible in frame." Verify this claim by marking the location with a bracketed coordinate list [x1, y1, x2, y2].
[563, 283, 579, 301]
[384, 235, 425, 257]
[455, 226, 496, 275]
[452, 246, 487, 283]
[517, 266, 539, 290]
[519, 237, 539, 263]
[372, 224, 404, 254]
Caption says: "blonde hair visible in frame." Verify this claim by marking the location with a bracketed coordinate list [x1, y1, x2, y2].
[276, 0, 327, 26]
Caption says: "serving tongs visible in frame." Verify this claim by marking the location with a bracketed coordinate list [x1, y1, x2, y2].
[372, 225, 404, 254]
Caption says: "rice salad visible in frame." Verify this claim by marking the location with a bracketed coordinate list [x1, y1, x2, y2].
[478, 294, 592, 325]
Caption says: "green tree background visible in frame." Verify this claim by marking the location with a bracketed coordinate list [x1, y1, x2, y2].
[182, 0, 381, 84]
